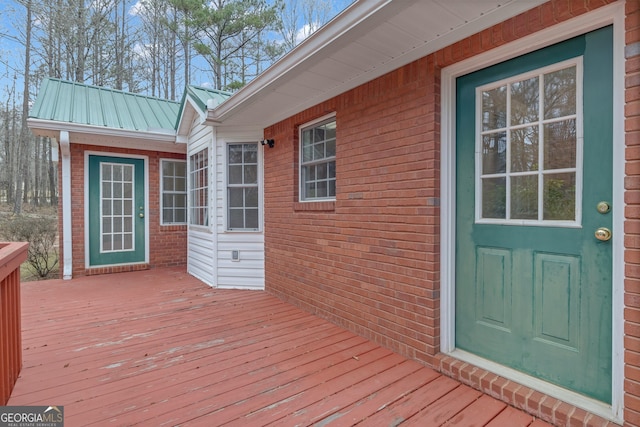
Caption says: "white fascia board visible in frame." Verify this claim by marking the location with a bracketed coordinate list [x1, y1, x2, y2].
[176, 96, 208, 136]
[27, 118, 176, 141]
[27, 118, 186, 154]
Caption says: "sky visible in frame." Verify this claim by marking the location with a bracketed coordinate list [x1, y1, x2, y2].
[0, 0, 354, 101]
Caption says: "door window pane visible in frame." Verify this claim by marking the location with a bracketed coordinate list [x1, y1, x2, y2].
[477, 62, 580, 224]
[100, 163, 135, 253]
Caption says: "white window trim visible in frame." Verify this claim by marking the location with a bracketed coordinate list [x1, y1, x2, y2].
[188, 148, 210, 229]
[440, 3, 624, 423]
[225, 142, 262, 232]
[474, 58, 584, 228]
[298, 113, 337, 202]
[160, 158, 187, 226]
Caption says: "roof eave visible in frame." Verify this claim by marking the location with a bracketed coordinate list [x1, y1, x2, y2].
[28, 118, 185, 154]
[207, 0, 548, 128]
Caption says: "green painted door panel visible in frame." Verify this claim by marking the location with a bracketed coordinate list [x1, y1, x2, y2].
[455, 26, 612, 403]
[88, 155, 146, 266]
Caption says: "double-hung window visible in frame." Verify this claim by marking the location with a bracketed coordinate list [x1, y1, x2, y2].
[160, 160, 187, 224]
[227, 143, 259, 230]
[189, 149, 208, 226]
[300, 116, 336, 201]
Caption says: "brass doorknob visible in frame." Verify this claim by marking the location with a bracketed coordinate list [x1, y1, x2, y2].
[595, 227, 612, 241]
[139, 213, 144, 218]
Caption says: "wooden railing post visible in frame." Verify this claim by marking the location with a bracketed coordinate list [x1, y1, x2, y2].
[0, 241, 29, 405]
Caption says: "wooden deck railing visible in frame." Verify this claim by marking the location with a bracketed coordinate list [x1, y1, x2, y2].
[0, 241, 28, 405]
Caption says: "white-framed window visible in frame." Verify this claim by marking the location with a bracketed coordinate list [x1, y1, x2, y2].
[227, 143, 259, 230]
[189, 148, 209, 227]
[476, 58, 582, 226]
[300, 115, 336, 201]
[160, 159, 187, 225]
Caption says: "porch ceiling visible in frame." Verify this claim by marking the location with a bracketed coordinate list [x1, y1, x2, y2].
[211, 0, 547, 128]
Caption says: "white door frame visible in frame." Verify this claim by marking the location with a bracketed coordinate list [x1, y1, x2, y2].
[439, 3, 625, 422]
[84, 151, 150, 269]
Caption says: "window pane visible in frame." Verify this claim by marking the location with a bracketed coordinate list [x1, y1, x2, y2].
[102, 235, 112, 251]
[326, 138, 336, 157]
[510, 76, 539, 125]
[102, 182, 111, 198]
[175, 162, 185, 176]
[544, 66, 576, 119]
[303, 145, 313, 162]
[316, 181, 327, 198]
[102, 218, 111, 234]
[114, 182, 122, 198]
[511, 127, 538, 173]
[175, 177, 186, 192]
[244, 164, 257, 184]
[245, 187, 258, 208]
[313, 143, 324, 161]
[511, 175, 538, 220]
[328, 180, 336, 197]
[229, 188, 243, 207]
[544, 119, 576, 170]
[482, 132, 507, 174]
[244, 145, 258, 163]
[482, 86, 507, 131]
[245, 209, 259, 229]
[229, 165, 243, 184]
[229, 209, 244, 228]
[544, 173, 575, 220]
[328, 161, 336, 179]
[124, 183, 132, 198]
[317, 163, 327, 180]
[162, 161, 173, 176]
[229, 145, 242, 163]
[482, 177, 506, 219]
[163, 176, 174, 191]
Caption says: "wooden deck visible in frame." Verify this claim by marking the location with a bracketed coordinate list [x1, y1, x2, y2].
[8, 267, 552, 426]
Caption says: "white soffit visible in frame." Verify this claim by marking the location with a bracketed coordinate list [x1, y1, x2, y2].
[212, 0, 548, 128]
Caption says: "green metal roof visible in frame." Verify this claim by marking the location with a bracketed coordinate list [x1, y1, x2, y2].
[30, 78, 181, 132]
[175, 85, 232, 129]
[186, 85, 232, 112]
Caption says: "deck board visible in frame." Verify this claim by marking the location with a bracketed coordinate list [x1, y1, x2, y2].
[9, 267, 553, 427]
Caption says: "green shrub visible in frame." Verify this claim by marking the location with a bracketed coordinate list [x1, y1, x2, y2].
[1, 216, 58, 279]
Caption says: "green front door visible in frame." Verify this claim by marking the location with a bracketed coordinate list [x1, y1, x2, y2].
[88, 155, 146, 266]
[455, 27, 613, 403]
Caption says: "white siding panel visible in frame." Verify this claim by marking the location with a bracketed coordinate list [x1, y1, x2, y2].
[187, 116, 216, 287]
[215, 127, 265, 290]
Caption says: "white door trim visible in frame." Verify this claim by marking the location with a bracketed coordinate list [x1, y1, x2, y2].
[440, 2, 625, 422]
[84, 151, 150, 269]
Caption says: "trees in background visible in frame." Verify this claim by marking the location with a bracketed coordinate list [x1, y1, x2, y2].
[0, 0, 352, 212]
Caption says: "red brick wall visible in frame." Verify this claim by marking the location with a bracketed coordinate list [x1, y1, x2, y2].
[57, 143, 186, 278]
[625, 0, 640, 425]
[264, 0, 628, 425]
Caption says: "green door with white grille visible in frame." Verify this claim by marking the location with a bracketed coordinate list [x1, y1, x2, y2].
[88, 155, 146, 266]
[455, 27, 613, 403]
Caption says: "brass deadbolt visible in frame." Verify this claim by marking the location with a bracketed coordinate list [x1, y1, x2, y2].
[596, 201, 611, 214]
